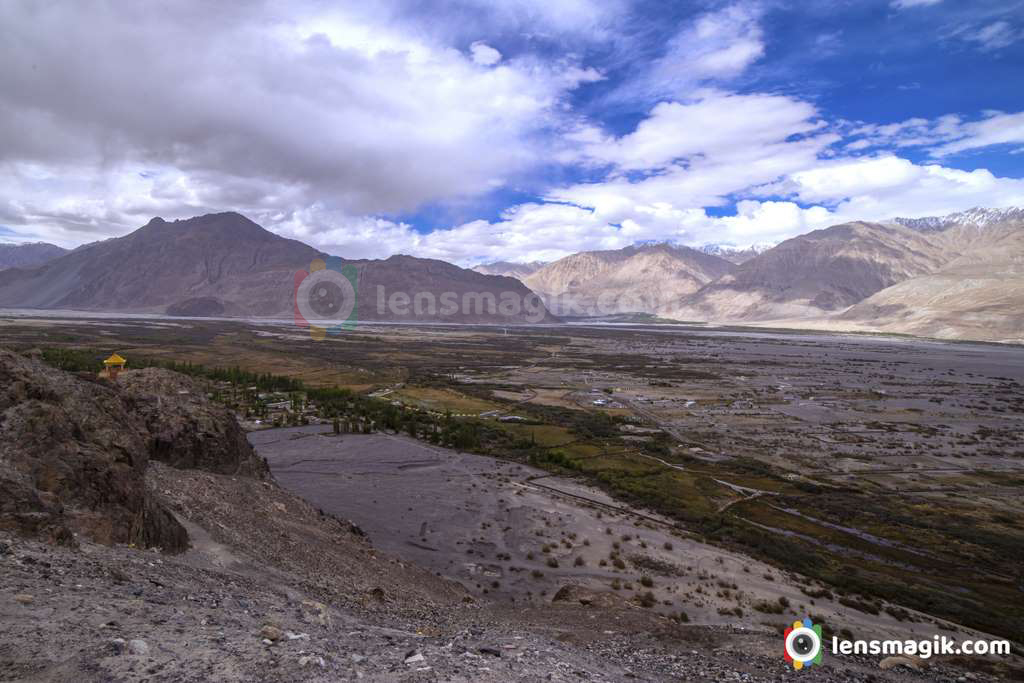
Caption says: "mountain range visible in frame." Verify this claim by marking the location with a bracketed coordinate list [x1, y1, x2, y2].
[0, 242, 67, 270]
[0, 207, 1020, 341]
[664, 207, 1024, 341]
[464, 207, 1023, 341]
[0, 213, 555, 324]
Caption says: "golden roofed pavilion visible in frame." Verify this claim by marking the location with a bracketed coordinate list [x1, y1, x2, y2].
[101, 353, 126, 380]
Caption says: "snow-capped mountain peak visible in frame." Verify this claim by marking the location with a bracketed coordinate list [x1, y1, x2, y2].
[891, 207, 1024, 232]
[698, 242, 774, 264]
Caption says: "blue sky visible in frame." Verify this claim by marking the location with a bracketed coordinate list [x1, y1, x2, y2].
[1, 0, 1022, 264]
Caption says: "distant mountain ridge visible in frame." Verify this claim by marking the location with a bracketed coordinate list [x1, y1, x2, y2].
[661, 221, 948, 322]
[523, 243, 734, 316]
[657, 207, 1024, 341]
[0, 242, 67, 270]
[698, 243, 773, 265]
[4, 206, 1021, 340]
[890, 207, 1024, 233]
[0, 213, 555, 324]
[472, 260, 547, 280]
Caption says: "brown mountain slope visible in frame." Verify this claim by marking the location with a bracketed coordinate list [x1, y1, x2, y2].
[0, 213, 555, 323]
[839, 215, 1024, 341]
[660, 222, 948, 322]
[523, 243, 734, 316]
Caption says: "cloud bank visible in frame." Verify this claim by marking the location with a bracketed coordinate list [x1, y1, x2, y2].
[1, 0, 1022, 266]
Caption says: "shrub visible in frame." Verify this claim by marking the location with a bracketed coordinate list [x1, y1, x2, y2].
[637, 591, 657, 608]
[753, 600, 784, 615]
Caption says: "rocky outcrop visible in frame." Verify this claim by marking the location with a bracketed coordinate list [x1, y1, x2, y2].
[0, 350, 187, 551]
[118, 368, 268, 477]
[0, 351, 267, 553]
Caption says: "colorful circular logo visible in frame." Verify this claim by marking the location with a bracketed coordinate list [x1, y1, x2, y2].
[294, 257, 359, 339]
[784, 617, 823, 671]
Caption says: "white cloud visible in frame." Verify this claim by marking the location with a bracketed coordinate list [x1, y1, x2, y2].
[284, 91, 1024, 264]
[276, 202, 618, 264]
[931, 111, 1024, 156]
[844, 110, 1024, 157]
[469, 41, 502, 65]
[672, 4, 764, 79]
[614, 3, 765, 102]
[577, 91, 824, 171]
[961, 20, 1019, 51]
[0, 1, 599, 237]
[891, 0, 943, 9]
[783, 157, 923, 202]
[775, 155, 1024, 222]
[3, 0, 1023, 271]
[944, 18, 1021, 53]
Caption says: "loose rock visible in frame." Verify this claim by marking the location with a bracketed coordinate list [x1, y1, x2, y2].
[260, 624, 283, 642]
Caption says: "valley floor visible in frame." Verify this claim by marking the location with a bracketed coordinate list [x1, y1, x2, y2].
[2, 314, 1023, 681]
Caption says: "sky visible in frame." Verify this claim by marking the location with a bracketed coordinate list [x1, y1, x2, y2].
[2, 0, 1023, 265]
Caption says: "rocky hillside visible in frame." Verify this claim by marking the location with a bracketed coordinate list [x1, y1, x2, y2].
[0, 242, 66, 271]
[0, 213, 555, 324]
[660, 222, 949, 322]
[523, 244, 734, 316]
[0, 350, 266, 553]
[0, 350, 184, 551]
